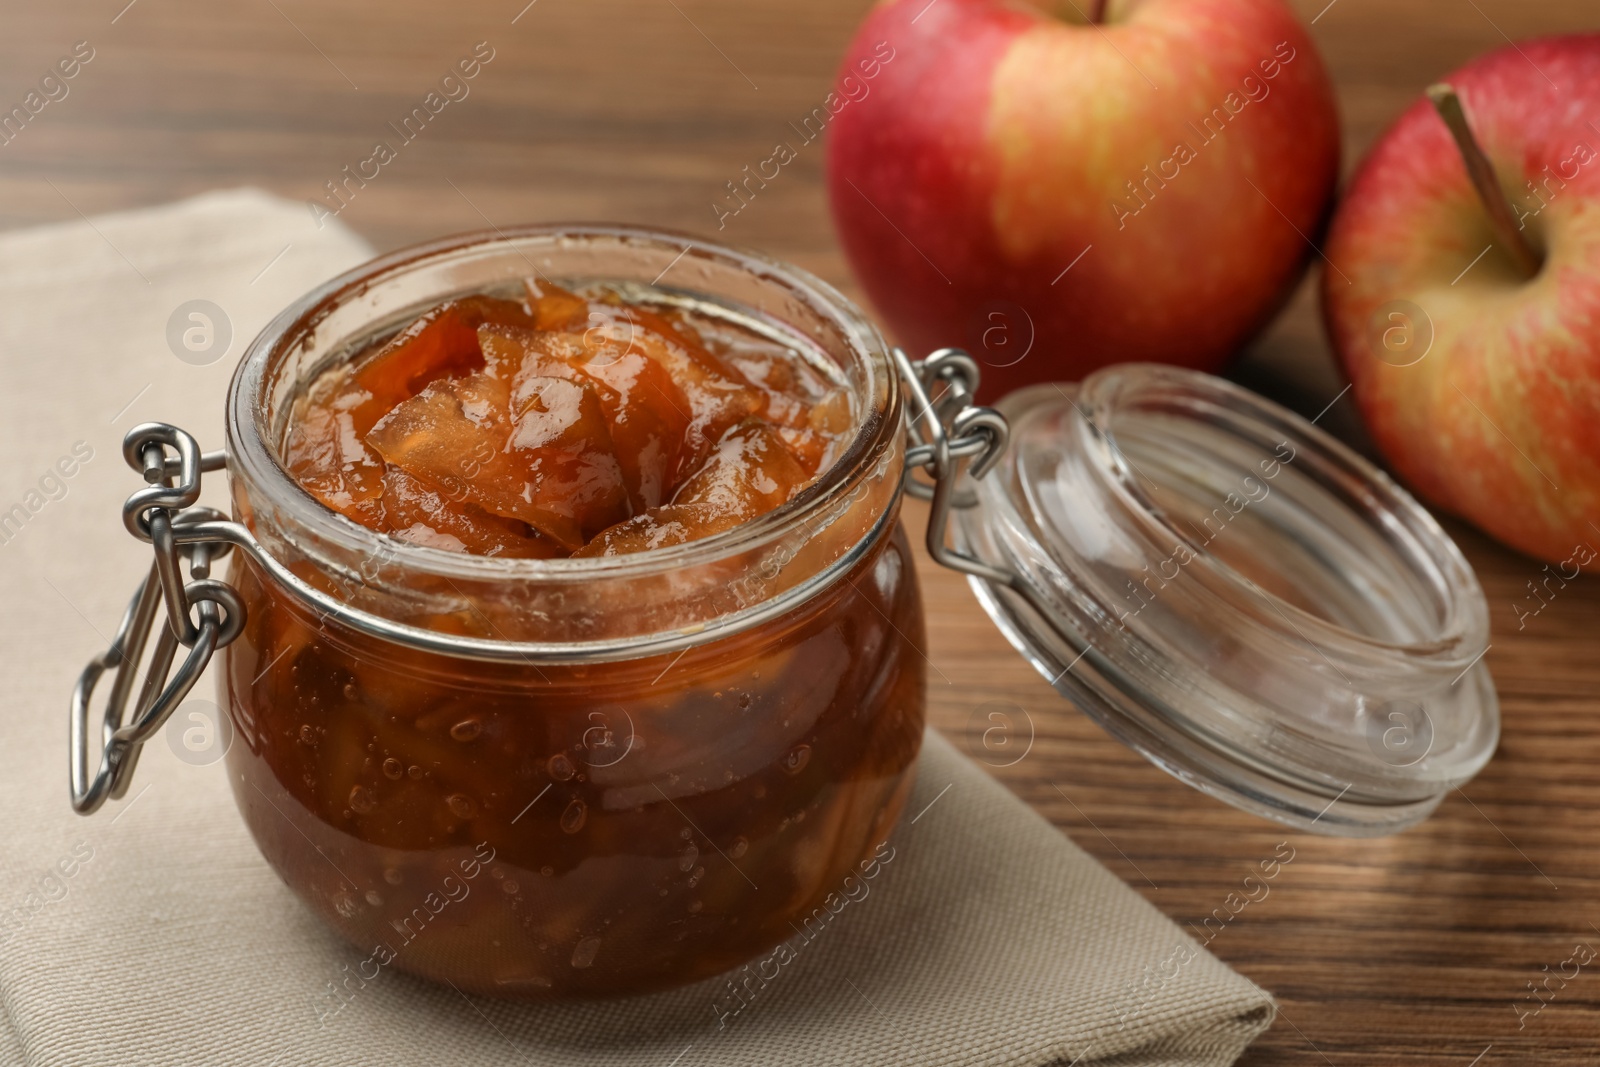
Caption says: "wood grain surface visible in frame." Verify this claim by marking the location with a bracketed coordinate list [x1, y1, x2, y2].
[4, 0, 1599, 1062]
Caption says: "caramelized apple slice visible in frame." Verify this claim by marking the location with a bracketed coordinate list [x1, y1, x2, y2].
[673, 420, 807, 514]
[366, 373, 586, 550]
[508, 374, 631, 540]
[775, 426, 828, 476]
[381, 468, 564, 559]
[577, 421, 805, 557]
[780, 388, 853, 475]
[478, 324, 584, 385]
[590, 305, 767, 480]
[807, 388, 853, 435]
[481, 323, 691, 512]
[572, 344, 691, 511]
[525, 277, 589, 332]
[571, 504, 702, 557]
[719, 342, 827, 431]
[283, 400, 388, 527]
[347, 295, 534, 436]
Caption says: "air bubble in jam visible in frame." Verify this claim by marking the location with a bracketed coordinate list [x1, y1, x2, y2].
[782, 744, 811, 775]
[449, 717, 483, 742]
[446, 793, 477, 819]
[547, 753, 575, 781]
[348, 785, 376, 814]
[570, 937, 602, 969]
[382, 758, 403, 780]
[678, 843, 699, 872]
[560, 799, 587, 834]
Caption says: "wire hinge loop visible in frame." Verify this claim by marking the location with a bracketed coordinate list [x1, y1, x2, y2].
[70, 423, 243, 815]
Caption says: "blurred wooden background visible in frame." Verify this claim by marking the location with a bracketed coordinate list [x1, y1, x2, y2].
[3, 0, 1599, 1062]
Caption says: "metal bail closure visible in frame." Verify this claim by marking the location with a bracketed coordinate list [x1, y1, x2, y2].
[70, 424, 245, 815]
[894, 348, 1012, 581]
[894, 347, 1079, 637]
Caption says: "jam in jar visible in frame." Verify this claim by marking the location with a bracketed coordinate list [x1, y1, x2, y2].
[214, 228, 922, 998]
[281, 278, 854, 557]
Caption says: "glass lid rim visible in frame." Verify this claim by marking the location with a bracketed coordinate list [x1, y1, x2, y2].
[965, 564, 1499, 836]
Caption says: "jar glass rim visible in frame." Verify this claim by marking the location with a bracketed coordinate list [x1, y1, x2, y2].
[225, 224, 900, 584]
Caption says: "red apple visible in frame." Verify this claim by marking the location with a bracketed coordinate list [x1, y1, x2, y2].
[825, 0, 1340, 399]
[1322, 36, 1600, 571]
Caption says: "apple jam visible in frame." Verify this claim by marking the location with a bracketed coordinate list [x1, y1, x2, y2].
[280, 280, 854, 558]
[219, 260, 923, 999]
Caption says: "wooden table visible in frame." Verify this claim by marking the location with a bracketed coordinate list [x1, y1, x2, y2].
[4, 0, 1598, 1061]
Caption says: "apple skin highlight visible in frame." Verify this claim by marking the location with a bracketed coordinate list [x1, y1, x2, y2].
[826, 0, 1340, 400]
[1323, 35, 1600, 570]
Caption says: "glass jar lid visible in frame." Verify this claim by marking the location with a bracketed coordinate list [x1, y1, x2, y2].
[947, 363, 1498, 837]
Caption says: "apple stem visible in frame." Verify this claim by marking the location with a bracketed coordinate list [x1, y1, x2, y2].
[1426, 82, 1541, 280]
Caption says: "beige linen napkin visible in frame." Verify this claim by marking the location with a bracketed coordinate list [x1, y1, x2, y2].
[0, 191, 1275, 1067]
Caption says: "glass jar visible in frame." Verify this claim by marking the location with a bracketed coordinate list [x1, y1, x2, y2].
[231, 228, 922, 998]
[69, 224, 1499, 1000]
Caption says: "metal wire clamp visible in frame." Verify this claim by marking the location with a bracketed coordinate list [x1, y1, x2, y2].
[893, 347, 1013, 586]
[69, 424, 245, 814]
